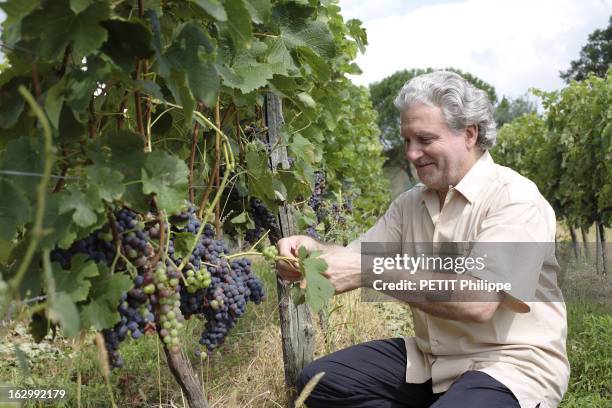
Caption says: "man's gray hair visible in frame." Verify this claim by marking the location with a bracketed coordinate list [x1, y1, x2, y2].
[393, 71, 497, 149]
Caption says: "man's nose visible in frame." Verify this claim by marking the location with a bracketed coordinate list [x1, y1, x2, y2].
[405, 141, 423, 163]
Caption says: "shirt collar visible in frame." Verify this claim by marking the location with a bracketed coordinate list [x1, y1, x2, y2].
[417, 150, 496, 204]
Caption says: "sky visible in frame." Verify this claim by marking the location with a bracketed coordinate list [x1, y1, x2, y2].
[1, 1, 610, 99]
[338, 0, 612, 99]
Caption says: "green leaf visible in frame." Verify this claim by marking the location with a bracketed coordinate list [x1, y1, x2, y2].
[300, 249, 333, 313]
[190, 0, 227, 21]
[0, 77, 26, 129]
[141, 151, 189, 215]
[58, 188, 104, 228]
[231, 59, 287, 93]
[21, 0, 110, 61]
[245, 146, 277, 210]
[0, 179, 31, 240]
[160, 23, 218, 108]
[265, 37, 297, 74]
[81, 271, 132, 330]
[289, 133, 316, 162]
[48, 292, 80, 337]
[52, 254, 99, 302]
[223, 0, 252, 49]
[85, 165, 125, 202]
[173, 232, 198, 259]
[297, 91, 316, 108]
[44, 78, 66, 130]
[230, 211, 249, 224]
[69, 0, 94, 14]
[296, 46, 330, 81]
[296, 205, 317, 231]
[280, 19, 336, 59]
[244, 0, 271, 25]
[101, 19, 154, 68]
[0, 136, 44, 198]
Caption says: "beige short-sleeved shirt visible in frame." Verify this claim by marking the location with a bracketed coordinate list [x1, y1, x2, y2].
[348, 151, 569, 408]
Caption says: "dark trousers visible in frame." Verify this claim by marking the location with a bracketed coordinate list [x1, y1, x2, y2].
[296, 338, 521, 408]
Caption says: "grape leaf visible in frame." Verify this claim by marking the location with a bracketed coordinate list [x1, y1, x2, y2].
[296, 46, 330, 82]
[69, 0, 95, 14]
[222, 0, 252, 49]
[58, 187, 104, 228]
[298, 246, 333, 313]
[21, 0, 110, 61]
[141, 151, 189, 215]
[280, 19, 336, 59]
[163, 23, 219, 107]
[231, 59, 287, 94]
[51, 255, 99, 302]
[0, 136, 44, 198]
[101, 19, 154, 69]
[0, 77, 26, 129]
[85, 165, 125, 202]
[80, 271, 132, 330]
[173, 232, 198, 259]
[0, 179, 31, 240]
[190, 0, 227, 21]
[48, 292, 80, 337]
[244, 0, 271, 25]
[245, 147, 277, 210]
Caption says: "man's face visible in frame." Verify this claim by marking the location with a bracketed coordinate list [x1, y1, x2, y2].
[400, 103, 474, 191]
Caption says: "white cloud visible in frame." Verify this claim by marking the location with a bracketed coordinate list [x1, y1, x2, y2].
[341, 0, 612, 98]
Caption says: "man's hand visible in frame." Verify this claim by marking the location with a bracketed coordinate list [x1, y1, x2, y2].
[276, 235, 362, 294]
[275, 235, 322, 281]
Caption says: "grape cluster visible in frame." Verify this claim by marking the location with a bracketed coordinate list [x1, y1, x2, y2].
[103, 273, 155, 368]
[304, 171, 327, 239]
[50, 204, 266, 367]
[245, 198, 281, 244]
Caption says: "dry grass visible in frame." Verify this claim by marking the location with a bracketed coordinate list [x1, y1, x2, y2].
[205, 282, 415, 408]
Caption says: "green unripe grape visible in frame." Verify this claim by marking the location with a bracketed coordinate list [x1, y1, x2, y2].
[186, 270, 195, 278]
[170, 329, 178, 337]
[163, 336, 172, 344]
[169, 278, 179, 287]
[163, 321, 172, 330]
[187, 276, 197, 286]
[176, 322, 184, 330]
[143, 284, 156, 295]
[210, 300, 219, 310]
[136, 221, 145, 230]
[166, 311, 176, 320]
[127, 249, 138, 259]
[171, 337, 179, 346]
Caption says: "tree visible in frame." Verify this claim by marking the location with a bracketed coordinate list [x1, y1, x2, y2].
[494, 94, 538, 127]
[560, 15, 612, 83]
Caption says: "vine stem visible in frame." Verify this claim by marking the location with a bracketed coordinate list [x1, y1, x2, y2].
[9, 87, 54, 292]
[189, 104, 204, 203]
[214, 97, 221, 238]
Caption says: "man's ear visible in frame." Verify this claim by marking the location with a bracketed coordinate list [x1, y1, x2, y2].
[465, 124, 478, 149]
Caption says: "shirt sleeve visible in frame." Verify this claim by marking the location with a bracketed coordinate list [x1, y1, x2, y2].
[346, 192, 407, 253]
[467, 199, 556, 310]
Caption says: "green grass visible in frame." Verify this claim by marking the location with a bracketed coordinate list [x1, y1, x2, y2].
[560, 301, 612, 407]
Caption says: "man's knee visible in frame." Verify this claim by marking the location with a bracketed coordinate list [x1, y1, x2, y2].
[296, 359, 327, 394]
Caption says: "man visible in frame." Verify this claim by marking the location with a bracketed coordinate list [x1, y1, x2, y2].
[276, 71, 569, 408]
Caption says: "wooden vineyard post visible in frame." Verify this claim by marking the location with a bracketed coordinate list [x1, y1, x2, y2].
[264, 93, 316, 404]
[164, 348, 209, 408]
